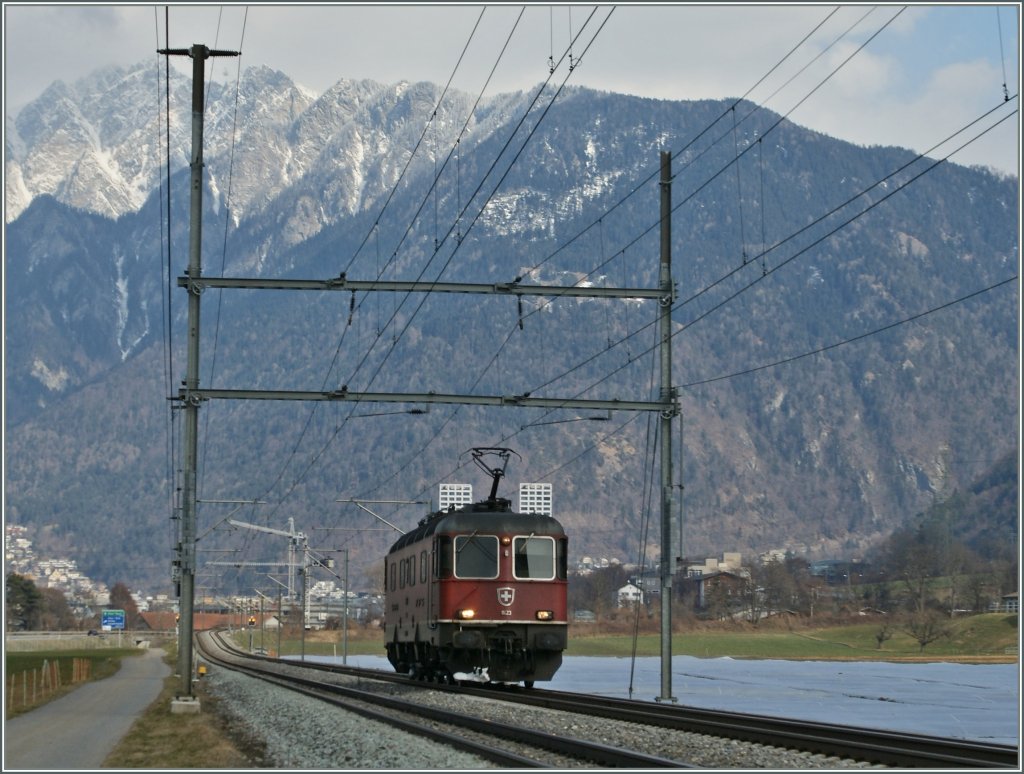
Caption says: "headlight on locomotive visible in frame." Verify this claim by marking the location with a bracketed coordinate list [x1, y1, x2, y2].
[535, 610, 554, 621]
[456, 608, 476, 620]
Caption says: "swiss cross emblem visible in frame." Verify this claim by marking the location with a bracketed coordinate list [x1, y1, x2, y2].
[497, 587, 515, 606]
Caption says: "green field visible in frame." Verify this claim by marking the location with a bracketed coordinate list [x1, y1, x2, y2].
[227, 612, 1019, 662]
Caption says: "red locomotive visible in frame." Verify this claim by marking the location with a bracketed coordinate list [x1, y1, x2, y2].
[384, 448, 568, 687]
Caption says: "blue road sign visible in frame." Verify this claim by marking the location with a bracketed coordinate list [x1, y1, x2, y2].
[101, 609, 126, 630]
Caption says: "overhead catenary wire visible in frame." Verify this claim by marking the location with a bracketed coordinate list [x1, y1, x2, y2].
[520, 105, 1018, 413]
[530, 5, 909, 313]
[341, 7, 488, 277]
[516, 6, 844, 282]
[240, 8, 519, 524]
[522, 94, 1018, 400]
[174, 7, 1014, 562]
[679, 276, 1019, 389]
[347, 8, 1013, 531]
[338, 5, 954, 506]
[490, 272, 1019, 504]
[418, 93, 1017, 500]
[424, 4, 874, 410]
[253, 7, 535, 515]
[342, 11, 620, 513]
[343, 8, 616, 504]
[199, 8, 249, 504]
[248, 3, 833, 513]
[154, 8, 177, 558]
[996, 6, 1011, 101]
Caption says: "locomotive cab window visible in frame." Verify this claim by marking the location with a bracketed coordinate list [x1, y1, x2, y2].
[513, 534, 556, 580]
[454, 534, 498, 579]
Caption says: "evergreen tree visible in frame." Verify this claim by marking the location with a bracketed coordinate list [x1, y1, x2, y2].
[6, 573, 43, 631]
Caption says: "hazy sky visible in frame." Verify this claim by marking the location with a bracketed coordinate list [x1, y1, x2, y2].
[3, 3, 1020, 176]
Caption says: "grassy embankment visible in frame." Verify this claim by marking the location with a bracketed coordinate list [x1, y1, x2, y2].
[6, 614, 1017, 768]
[565, 613, 1020, 661]
[237, 612, 1020, 662]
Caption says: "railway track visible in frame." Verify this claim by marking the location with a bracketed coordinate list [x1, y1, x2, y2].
[198, 631, 689, 767]
[201, 631, 1019, 768]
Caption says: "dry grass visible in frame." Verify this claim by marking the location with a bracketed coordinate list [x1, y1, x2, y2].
[102, 646, 269, 768]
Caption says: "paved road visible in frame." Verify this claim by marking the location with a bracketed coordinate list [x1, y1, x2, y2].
[4, 647, 170, 770]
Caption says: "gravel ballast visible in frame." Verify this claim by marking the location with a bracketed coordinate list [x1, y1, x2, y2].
[204, 661, 884, 768]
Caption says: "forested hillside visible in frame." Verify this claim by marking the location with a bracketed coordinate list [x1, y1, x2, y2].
[4, 67, 1018, 592]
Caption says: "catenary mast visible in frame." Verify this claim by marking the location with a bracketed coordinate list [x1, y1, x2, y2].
[658, 150, 679, 703]
[161, 43, 238, 709]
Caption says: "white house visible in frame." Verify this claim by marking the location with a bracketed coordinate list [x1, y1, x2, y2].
[617, 582, 643, 607]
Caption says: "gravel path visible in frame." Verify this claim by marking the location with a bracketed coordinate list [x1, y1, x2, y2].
[4, 648, 170, 770]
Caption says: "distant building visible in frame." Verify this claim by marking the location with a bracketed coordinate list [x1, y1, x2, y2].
[686, 552, 742, 577]
[759, 548, 788, 564]
[439, 483, 472, 510]
[997, 592, 1018, 613]
[518, 483, 553, 515]
[617, 582, 643, 607]
[682, 570, 746, 612]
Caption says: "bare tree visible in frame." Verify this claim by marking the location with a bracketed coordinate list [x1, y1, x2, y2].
[760, 559, 797, 617]
[902, 611, 951, 653]
[882, 525, 939, 614]
[741, 569, 768, 625]
[705, 579, 733, 621]
[874, 621, 895, 650]
[108, 581, 143, 628]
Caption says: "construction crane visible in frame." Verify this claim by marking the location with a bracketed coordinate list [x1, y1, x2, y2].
[228, 518, 310, 626]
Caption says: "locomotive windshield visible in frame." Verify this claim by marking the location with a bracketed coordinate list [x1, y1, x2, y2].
[513, 534, 555, 579]
[454, 534, 499, 578]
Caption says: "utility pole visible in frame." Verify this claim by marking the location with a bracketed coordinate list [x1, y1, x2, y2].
[657, 150, 678, 703]
[301, 556, 308, 662]
[161, 42, 238, 711]
[265, 574, 288, 656]
[342, 549, 349, 665]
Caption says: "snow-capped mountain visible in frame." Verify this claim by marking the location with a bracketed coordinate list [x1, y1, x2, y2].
[4, 62, 1017, 593]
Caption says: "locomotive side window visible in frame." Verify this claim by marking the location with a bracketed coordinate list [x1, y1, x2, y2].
[454, 535, 499, 579]
[389, 561, 396, 591]
[512, 535, 556, 580]
[557, 537, 568, 579]
[437, 536, 453, 578]
[420, 550, 428, 584]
